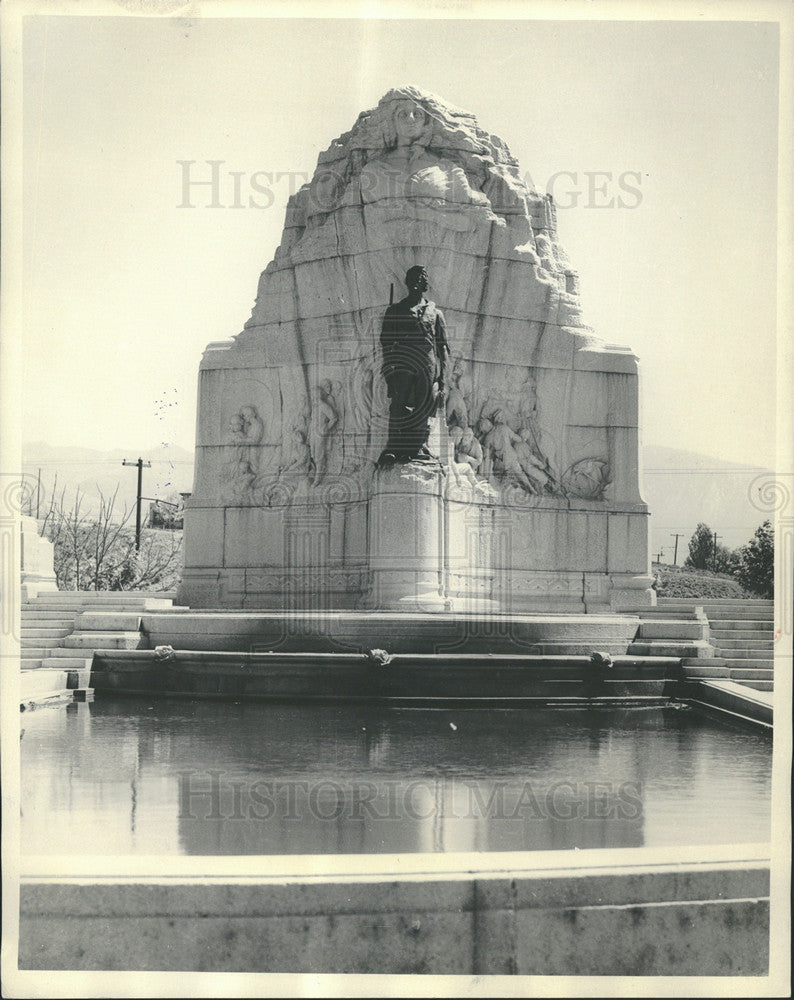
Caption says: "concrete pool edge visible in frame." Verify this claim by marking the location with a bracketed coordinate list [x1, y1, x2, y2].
[20, 653, 774, 732]
[18, 844, 771, 975]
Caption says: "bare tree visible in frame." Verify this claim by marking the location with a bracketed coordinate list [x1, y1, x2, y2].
[89, 485, 135, 591]
[40, 484, 182, 592]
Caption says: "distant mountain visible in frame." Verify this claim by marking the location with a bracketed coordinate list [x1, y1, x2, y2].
[21, 442, 195, 519]
[20, 441, 774, 559]
[642, 445, 774, 560]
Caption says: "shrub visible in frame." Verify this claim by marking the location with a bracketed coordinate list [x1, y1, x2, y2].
[654, 567, 751, 599]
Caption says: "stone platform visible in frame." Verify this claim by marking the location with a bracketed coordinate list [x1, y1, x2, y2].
[135, 609, 642, 655]
[89, 648, 684, 703]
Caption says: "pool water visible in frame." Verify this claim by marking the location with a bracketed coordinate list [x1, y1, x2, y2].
[20, 697, 772, 855]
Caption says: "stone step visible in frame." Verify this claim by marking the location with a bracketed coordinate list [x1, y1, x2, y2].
[20, 664, 93, 701]
[682, 657, 726, 667]
[729, 668, 774, 680]
[20, 627, 72, 638]
[659, 597, 775, 608]
[61, 631, 144, 650]
[723, 657, 774, 670]
[20, 638, 65, 650]
[24, 594, 174, 608]
[627, 641, 706, 658]
[736, 680, 774, 692]
[21, 610, 77, 621]
[23, 601, 156, 615]
[707, 620, 774, 632]
[20, 657, 43, 669]
[705, 611, 775, 622]
[636, 620, 705, 640]
[659, 597, 773, 607]
[75, 612, 144, 631]
[715, 648, 775, 661]
[682, 665, 731, 678]
[711, 636, 774, 648]
[20, 646, 57, 658]
[632, 610, 702, 620]
[20, 625, 74, 637]
[39, 654, 93, 669]
[20, 667, 73, 703]
[24, 596, 143, 604]
[710, 629, 774, 641]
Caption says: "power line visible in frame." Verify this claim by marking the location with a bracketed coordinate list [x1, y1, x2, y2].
[122, 458, 152, 551]
[21, 459, 194, 466]
[644, 469, 771, 474]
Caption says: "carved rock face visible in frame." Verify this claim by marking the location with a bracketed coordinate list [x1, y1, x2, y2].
[181, 87, 649, 611]
[222, 87, 625, 499]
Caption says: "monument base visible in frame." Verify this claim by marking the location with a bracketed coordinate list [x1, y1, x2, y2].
[20, 516, 58, 600]
[178, 494, 655, 613]
[367, 459, 451, 613]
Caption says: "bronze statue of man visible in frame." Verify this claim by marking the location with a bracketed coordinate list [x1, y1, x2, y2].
[379, 266, 450, 464]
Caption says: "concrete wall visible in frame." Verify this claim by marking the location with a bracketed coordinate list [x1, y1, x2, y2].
[19, 847, 768, 975]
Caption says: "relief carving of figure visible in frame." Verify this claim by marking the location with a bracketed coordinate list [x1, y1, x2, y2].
[360, 95, 500, 232]
[349, 355, 383, 471]
[449, 425, 486, 492]
[281, 427, 312, 477]
[327, 379, 347, 475]
[310, 380, 339, 485]
[516, 377, 559, 477]
[480, 409, 549, 495]
[514, 429, 555, 494]
[445, 359, 471, 431]
[561, 458, 611, 500]
[226, 405, 264, 498]
[455, 425, 483, 472]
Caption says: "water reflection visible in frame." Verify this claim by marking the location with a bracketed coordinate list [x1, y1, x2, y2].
[20, 698, 771, 856]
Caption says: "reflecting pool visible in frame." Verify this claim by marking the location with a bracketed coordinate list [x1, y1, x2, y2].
[20, 697, 771, 855]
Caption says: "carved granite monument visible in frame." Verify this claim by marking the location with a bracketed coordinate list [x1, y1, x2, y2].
[179, 86, 654, 612]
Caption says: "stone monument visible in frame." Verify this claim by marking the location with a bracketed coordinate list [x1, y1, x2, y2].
[179, 86, 654, 612]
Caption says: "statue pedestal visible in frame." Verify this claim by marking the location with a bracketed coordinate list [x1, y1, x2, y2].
[367, 461, 451, 612]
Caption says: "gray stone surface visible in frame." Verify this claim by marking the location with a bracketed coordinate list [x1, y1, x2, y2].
[19, 853, 769, 973]
[180, 87, 653, 612]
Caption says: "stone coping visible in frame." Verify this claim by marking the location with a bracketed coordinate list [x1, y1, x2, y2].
[130, 610, 643, 622]
[21, 841, 770, 882]
[685, 679, 773, 729]
[18, 843, 772, 975]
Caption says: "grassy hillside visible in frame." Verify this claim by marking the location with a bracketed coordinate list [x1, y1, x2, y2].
[651, 562, 752, 599]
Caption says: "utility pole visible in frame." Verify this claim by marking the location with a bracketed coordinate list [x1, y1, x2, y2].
[712, 531, 721, 569]
[655, 547, 665, 564]
[123, 458, 151, 551]
[35, 467, 41, 519]
[670, 532, 684, 566]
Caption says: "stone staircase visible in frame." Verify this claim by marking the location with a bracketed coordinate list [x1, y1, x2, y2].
[625, 605, 714, 661]
[20, 592, 176, 704]
[657, 597, 775, 692]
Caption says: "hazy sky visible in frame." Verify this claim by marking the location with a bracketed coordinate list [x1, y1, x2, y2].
[15, 10, 782, 467]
